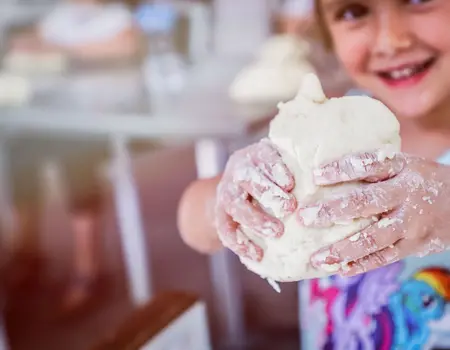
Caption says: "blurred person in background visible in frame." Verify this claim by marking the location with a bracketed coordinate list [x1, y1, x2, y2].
[179, 0, 450, 348]
[5, 0, 143, 315]
[9, 0, 143, 63]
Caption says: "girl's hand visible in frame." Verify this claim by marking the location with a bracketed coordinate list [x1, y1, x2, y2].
[216, 139, 297, 261]
[298, 151, 450, 276]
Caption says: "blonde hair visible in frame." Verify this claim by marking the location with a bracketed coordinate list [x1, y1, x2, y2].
[312, 0, 333, 50]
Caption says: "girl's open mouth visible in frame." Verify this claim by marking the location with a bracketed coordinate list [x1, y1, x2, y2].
[377, 57, 437, 87]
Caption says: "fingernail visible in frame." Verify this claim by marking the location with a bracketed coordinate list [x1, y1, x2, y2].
[311, 248, 340, 267]
[282, 196, 297, 214]
[320, 262, 342, 273]
[340, 264, 362, 277]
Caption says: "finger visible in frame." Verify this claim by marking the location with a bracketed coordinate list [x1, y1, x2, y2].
[239, 166, 297, 218]
[253, 139, 295, 191]
[340, 243, 402, 277]
[310, 214, 403, 268]
[313, 151, 405, 186]
[223, 186, 284, 238]
[215, 208, 263, 261]
[298, 182, 401, 228]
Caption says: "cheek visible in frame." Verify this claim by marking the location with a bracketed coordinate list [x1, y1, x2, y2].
[411, 10, 450, 57]
[331, 31, 371, 79]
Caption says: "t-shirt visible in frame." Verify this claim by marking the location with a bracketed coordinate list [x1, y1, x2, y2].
[39, 2, 134, 47]
[300, 94, 450, 349]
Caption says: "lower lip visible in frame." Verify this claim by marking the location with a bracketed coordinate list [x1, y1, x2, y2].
[378, 63, 434, 88]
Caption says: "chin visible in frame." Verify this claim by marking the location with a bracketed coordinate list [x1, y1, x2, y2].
[384, 100, 429, 121]
[363, 86, 439, 122]
[384, 90, 448, 122]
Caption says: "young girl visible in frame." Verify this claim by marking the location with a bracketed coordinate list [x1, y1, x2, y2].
[5, 0, 143, 315]
[178, 0, 450, 348]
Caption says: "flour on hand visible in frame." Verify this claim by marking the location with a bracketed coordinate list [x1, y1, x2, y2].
[239, 73, 401, 283]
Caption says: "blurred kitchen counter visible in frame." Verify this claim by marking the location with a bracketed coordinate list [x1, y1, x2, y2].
[0, 55, 276, 142]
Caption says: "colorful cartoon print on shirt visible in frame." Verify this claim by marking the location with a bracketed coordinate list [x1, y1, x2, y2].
[309, 263, 450, 350]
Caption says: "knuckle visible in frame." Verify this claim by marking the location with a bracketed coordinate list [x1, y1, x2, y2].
[352, 189, 373, 205]
[359, 232, 378, 253]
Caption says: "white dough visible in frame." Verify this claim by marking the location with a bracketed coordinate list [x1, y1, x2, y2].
[229, 34, 315, 104]
[256, 34, 311, 65]
[239, 73, 401, 282]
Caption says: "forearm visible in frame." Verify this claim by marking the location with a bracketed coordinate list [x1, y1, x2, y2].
[177, 175, 223, 254]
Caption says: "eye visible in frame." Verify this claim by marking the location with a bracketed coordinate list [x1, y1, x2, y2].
[422, 294, 436, 308]
[334, 3, 370, 22]
[405, 0, 433, 4]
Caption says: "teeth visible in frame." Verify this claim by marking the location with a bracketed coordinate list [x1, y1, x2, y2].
[389, 67, 414, 79]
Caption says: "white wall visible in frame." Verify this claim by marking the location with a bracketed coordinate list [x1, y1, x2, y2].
[212, 0, 278, 56]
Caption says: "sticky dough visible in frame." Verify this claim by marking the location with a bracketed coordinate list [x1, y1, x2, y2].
[239, 73, 401, 283]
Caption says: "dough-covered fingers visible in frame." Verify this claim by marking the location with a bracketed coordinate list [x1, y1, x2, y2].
[310, 215, 403, 268]
[224, 191, 284, 238]
[218, 172, 286, 238]
[253, 138, 296, 191]
[298, 181, 401, 228]
[215, 208, 263, 261]
[313, 151, 405, 186]
[238, 166, 297, 218]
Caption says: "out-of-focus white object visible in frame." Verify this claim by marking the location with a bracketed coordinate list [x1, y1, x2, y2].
[0, 73, 32, 106]
[3, 51, 68, 75]
[280, 0, 314, 17]
[138, 2, 186, 106]
[39, 2, 134, 46]
[213, 0, 274, 56]
[57, 68, 145, 114]
[142, 301, 212, 350]
[183, 1, 212, 63]
[257, 33, 310, 64]
[229, 34, 315, 104]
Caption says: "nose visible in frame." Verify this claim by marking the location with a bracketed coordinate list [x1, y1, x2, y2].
[373, 11, 413, 57]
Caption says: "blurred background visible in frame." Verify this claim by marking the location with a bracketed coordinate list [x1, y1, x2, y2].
[0, 0, 353, 349]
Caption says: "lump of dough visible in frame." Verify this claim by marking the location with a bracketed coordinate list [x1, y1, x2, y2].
[256, 34, 310, 65]
[229, 61, 314, 105]
[229, 34, 315, 104]
[238, 73, 401, 283]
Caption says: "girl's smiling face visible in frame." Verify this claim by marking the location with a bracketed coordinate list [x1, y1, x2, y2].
[320, 0, 450, 120]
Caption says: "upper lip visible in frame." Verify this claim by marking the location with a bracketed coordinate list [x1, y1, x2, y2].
[373, 58, 435, 74]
